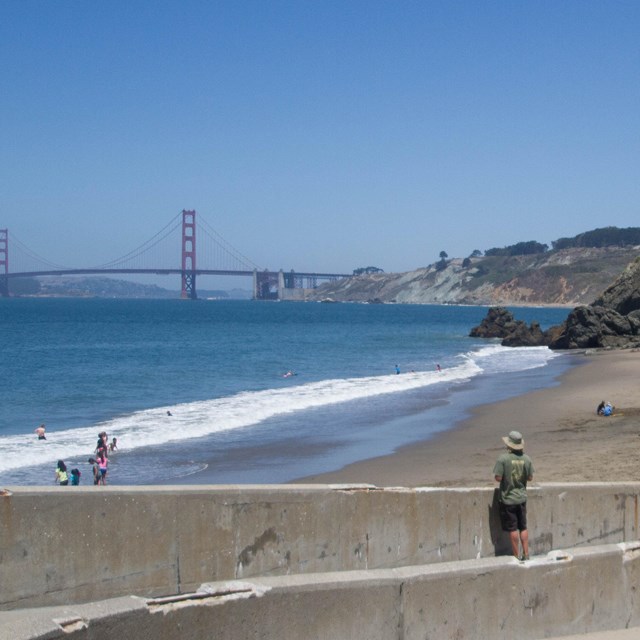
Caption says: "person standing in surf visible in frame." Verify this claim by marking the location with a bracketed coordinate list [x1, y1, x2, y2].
[493, 430, 534, 561]
[96, 449, 108, 485]
[54, 460, 69, 485]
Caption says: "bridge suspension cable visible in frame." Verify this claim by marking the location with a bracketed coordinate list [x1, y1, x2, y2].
[9, 232, 71, 271]
[5, 209, 271, 275]
[92, 211, 183, 269]
[198, 214, 262, 271]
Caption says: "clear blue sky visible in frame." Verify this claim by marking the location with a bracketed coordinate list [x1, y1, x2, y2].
[1, 1, 639, 285]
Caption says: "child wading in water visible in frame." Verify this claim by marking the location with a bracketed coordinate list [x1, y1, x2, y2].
[96, 449, 108, 485]
[88, 458, 100, 485]
[54, 460, 68, 485]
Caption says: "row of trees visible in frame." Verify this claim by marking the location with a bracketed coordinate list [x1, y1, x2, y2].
[358, 228, 640, 277]
[484, 241, 549, 257]
[552, 227, 640, 250]
[353, 266, 384, 275]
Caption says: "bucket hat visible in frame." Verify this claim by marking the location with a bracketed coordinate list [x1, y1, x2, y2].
[502, 430, 524, 451]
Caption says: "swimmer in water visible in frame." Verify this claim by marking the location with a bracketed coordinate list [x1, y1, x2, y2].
[34, 424, 46, 440]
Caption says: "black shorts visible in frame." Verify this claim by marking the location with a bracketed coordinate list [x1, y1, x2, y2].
[499, 502, 527, 532]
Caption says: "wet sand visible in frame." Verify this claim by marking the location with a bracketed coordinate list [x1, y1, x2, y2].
[294, 349, 640, 487]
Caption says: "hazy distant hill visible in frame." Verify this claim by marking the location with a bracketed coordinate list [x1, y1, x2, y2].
[9, 276, 252, 300]
[310, 231, 640, 306]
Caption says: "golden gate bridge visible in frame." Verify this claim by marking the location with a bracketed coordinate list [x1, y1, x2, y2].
[0, 210, 349, 300]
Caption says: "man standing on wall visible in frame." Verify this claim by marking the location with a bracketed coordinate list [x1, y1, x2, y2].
[493, 430, 534, 561]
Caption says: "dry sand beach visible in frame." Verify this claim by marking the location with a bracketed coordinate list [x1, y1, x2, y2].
[296, 349, 640, 488]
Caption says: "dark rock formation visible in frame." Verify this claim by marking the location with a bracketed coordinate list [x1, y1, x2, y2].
[469, 307, 557, 347]
[548, 306, 640, 349]
[591, 257, 640, 315]
[548, 259, 640, 349]
[472, 257, 640, 350]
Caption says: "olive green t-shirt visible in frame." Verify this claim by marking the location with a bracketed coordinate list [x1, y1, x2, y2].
[493, 451, 534, 505]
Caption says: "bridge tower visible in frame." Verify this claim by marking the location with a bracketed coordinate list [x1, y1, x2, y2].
[181, 210, 197, 299]
[0, 229, 8, 298]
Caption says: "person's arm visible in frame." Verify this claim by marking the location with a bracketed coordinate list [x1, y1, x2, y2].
[493, 459, 503, 483]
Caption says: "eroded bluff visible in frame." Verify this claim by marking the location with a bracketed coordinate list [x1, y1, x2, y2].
[472, 258, 640, 350]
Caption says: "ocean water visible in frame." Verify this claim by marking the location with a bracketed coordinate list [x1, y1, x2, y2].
[0, 298, 575, 486]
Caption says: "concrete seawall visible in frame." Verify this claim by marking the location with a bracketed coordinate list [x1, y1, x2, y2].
[2, 483, 639, 613]
[4, 542, 640, 640]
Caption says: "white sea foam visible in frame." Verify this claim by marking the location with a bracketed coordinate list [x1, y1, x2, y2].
[0, 344, 558, 475]
[469, 344, 560, 374]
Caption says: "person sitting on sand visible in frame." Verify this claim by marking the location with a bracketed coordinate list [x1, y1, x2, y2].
[596, 400, 605, 415]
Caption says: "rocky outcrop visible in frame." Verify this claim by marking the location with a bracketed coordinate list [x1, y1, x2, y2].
[591, 257, 640, 315]
[469, 307, 561, 347]
[470, 256, 640, 350]
[548, 305, 640, 349]
[547, 259, 640, 349]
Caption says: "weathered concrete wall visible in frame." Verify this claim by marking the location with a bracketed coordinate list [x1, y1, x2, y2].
[1, 483, 639, 612]
[278, 287, 315, 301]
[3, 543, 640, 640]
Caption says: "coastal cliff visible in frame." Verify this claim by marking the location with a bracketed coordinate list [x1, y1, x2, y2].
[309, 246, 640, 306]
[469, 256, 640, 350]
[549, 257, 640, 349]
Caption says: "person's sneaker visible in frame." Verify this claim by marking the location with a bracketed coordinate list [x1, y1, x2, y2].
[520, 554, 529, 561]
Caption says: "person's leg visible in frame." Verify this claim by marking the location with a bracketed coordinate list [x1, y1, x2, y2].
[520, 528, 529, 559]
[509, 530, 520, 557]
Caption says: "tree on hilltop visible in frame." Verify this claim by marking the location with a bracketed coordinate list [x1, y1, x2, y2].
[353, 266, 384, 276]
[485, 241, 548, 257]
[436, 251, 449, 271]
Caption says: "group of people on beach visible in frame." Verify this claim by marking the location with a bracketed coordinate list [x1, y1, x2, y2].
[42, 420, 534, 562]
[54, 460, 80, 486]
[51, 429, 118, 487]
[87, 431, 117, 485]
